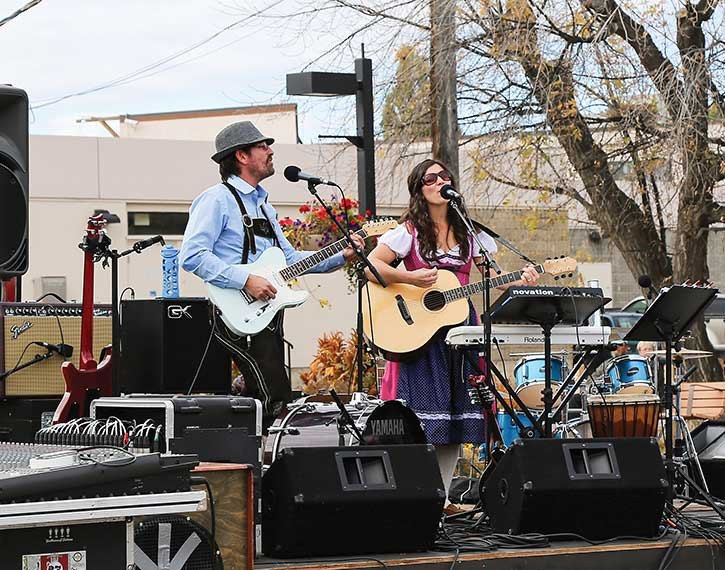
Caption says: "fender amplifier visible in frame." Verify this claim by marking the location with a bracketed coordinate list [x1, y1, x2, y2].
[0, 303, 112, 396]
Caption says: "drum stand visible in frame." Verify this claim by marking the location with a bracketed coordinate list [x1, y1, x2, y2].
[671, 362, 711, 498]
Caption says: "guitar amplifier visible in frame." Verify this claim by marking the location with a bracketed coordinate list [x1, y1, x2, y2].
[119, 298, 230, 395]
[0, 303, 112, 397]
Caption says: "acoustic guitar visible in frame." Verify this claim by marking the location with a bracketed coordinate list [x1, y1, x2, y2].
[362, 256, 577, 356]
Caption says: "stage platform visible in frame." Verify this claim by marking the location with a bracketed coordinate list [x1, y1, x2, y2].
[257, 536, 725, 570]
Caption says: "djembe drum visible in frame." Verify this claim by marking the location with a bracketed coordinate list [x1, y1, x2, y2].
[587, 393, 660, 438]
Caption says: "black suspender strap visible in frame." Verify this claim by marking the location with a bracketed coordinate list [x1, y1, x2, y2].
[223, 181, 281, 264]
[223, 181, 255, 264]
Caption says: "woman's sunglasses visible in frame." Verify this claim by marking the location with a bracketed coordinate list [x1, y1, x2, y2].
[421, 171, 451, 186]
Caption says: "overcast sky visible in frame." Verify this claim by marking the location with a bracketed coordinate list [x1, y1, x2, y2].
[0, 0, 382, 141]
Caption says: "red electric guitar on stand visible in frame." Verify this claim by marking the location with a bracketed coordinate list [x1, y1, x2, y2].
[53, 215, 113, 423]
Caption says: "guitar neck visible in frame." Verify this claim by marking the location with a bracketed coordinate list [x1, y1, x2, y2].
[279, 228, 366, 282]
[444, 263, 546, 303]
[78, 250, 96, 370]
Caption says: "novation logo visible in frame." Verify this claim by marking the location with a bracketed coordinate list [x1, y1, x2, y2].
[167, 305, 192, 319]
[46, 526, 74, 544]
[512, 288, 554, 296]
[10, 320, 33, 339]
[369, 418, 406, 438]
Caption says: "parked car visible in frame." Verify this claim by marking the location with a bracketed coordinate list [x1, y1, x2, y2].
[600, 311, 644, 353]
[621, 293, 725, 356]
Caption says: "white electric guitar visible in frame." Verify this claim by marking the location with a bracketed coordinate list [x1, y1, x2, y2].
[207, 219, 398, 336]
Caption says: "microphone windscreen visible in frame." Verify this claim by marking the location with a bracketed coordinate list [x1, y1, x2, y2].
[638, 275, 652, 288]
[284, 165, 301, 182]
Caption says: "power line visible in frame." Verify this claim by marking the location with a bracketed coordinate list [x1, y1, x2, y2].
[0, 0, 43, 29]
[30, 0, 285, 111]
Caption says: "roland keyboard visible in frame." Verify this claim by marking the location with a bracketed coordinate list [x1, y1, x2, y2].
[445, 324, 611, 347]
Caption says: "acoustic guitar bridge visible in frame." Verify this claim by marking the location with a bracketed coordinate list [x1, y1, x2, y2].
[395, 294, 414, 325]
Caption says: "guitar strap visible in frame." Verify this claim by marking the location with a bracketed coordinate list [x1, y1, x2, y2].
[223, 182, 280, 264]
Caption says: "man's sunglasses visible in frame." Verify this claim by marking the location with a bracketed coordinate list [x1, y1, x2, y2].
[421, 171, 451, 186]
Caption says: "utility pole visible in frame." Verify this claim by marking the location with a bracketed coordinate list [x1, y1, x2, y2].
[430, 0, 460, 181]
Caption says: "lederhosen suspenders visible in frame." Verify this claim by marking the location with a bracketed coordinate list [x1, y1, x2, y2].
[222, 181, 280, 263]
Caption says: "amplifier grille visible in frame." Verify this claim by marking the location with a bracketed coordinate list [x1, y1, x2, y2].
[1, 304, 112, 396]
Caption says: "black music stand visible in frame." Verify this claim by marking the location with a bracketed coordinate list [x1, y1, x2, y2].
[623, 284, 718, 503]
[491, 289, 609, 437]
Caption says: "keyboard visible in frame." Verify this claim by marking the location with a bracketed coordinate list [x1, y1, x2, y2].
[446, 324, 611, 347]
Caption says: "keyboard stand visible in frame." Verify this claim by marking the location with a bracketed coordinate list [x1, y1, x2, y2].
[489, 291, 609, 438]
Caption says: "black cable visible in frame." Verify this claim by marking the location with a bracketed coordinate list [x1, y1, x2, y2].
[186, 310, 216, 395]
[120, 287, 135, 302]
[34, 292, 67, 303]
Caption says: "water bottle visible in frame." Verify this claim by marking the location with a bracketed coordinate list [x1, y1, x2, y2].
[161, 244, 180, 298]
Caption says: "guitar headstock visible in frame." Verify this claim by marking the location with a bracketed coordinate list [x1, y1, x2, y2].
[542, 256, 577, 280]
[362, 218, 399, 237]
[81, 214, 111, 256]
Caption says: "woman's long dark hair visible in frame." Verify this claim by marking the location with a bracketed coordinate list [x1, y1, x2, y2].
[400, 159, 470, 262]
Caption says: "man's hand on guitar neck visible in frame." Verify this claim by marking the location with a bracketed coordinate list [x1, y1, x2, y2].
[244, 275, 277, 301]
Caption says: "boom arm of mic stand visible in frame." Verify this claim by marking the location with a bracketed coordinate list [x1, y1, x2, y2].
[306, 181, 387, 288]
[330, 389, 365, 444]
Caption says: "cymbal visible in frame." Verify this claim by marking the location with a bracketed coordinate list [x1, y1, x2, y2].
[651, 348, 713, 360]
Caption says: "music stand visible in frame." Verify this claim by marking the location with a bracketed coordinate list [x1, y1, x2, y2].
[491, 288, 610, 437]
[624, 284, 718, 503]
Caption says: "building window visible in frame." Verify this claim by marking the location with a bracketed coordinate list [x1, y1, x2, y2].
[128, 212, 188, 236]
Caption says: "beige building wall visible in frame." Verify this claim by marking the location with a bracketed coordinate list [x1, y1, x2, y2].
[25, 135, 363, 385]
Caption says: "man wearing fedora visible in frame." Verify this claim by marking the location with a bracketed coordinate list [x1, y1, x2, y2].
[181, 120, 362, 427]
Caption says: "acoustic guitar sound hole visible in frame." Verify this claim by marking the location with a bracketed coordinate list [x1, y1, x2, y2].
[423, 290, 446, 311]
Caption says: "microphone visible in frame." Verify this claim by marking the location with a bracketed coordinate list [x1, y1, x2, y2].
[440, 184, 463, 202]
[33, 342, 74, 358]
[638, 274, 659, 300]
[283, 165, 335, 186]
[132, 235, 165, 253]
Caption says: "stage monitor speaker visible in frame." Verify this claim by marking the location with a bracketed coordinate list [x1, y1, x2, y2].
[0, 86, 29, 278]
[120, 298, 231, 395]
[691, 420, 725, 499]
[483, 438, 667, 539]
[262, 444, 445, 558]
[0, 303, 112, 396]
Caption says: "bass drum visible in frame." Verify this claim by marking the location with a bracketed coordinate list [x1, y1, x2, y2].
[265, 395, 426, 465]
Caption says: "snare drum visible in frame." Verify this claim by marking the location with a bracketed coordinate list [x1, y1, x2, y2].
[265, 396, 425, 464]
[513, 355, 563, 409]
[587, 393, 660, 438]
[606, 355, 655, 395]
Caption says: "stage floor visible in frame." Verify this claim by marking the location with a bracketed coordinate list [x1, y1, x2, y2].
[257, 536, 725, 570]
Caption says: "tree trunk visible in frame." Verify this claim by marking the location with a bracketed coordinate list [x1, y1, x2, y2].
[430, 0, 460, 181]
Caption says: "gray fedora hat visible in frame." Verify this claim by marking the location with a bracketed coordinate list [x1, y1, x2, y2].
[211, 120, 275, 163]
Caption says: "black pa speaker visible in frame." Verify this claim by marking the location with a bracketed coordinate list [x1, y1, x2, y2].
[691, 420, 725, 499]
[120, 298, 231, 394]
[0, 86, 29, 278]
[483, 438, 667, 539]
[262, 444, 445, 557]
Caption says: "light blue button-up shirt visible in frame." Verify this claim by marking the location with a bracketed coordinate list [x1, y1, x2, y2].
[180, 175, 345, 289]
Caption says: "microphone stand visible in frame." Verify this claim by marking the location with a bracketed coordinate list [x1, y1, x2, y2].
[306, 181, 387, 393]
[96, 235, 165, 396]
[447, 198, 502, 459]
[0, 349, 57, 382]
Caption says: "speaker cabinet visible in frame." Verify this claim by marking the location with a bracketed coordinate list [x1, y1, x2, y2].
[0, 86, 29, 277]
[0, 303, 112, 396]
[262, 444, 445, 558]
[120, 298, 230, 395]
[191, 462, 255, 570]
[483, 438, 667, 539]
[691, 420, 725, 499]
